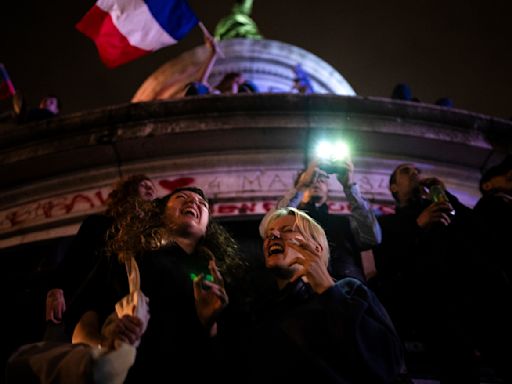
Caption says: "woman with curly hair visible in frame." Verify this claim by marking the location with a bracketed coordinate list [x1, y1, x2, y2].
[80, 186, 249, 383]
[45, 174, 156, 341]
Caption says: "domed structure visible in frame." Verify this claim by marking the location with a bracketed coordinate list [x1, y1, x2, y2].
[132, 38, 355, 102]
[209, 38, 355, 95]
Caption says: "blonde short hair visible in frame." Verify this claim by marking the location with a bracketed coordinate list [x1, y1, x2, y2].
[261, 207, 329, 266]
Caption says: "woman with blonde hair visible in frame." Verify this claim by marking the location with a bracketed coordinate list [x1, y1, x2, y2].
[240, 207, 408, 383]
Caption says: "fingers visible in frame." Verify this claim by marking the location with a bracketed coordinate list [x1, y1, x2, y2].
[286, 239, 318, 261]
[419, 203, 452, 227]
[289, 267, 306, 283]
[193, 273, 206, 297]
[116, 315, 144, 345]
[430, 202, 453, 224]
[46, 302, 53, 322]
[193, 274, 229, 309]
[202, 280, 229, 305]
[120, 315, 143, 335]
[286, 239, 331, 288]
[432, 211, 451, 226]
[53, 305, 64, 323]
[297, 162, 318, 188]
[307, 159, 319, 173]
[208, 259, 224, 287]
[46, 297, 65, 323]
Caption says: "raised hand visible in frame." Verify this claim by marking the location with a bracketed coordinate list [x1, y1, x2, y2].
[416, 201, 452, 228]
[286, 239, 334, 294]
[46, 288, 66, 323]
[102, 290, 150, 350]
[102, 314, 147, 350]
[295, 160, 319, 190]
[193, 258, 229, 336]
[335, 158, 355, 188]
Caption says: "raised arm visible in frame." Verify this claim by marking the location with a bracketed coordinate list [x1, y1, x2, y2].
[336, 159, 382, 249]
[197, 22, 220, 86]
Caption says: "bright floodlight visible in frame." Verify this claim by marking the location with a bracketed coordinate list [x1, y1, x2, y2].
[315, 140, 350, 162]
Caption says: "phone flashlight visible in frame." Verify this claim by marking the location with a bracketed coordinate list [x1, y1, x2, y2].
[315, 140, 350, 162]
[314, 140, 350, 173]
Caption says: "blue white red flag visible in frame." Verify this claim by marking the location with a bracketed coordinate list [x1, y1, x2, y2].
[76, 0, 199, 68]
[0, 63, 16, 100]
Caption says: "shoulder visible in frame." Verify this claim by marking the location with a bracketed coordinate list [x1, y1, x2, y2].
[475, 193, 511, 210]
[334, 277, 366, 291]
[79, 214, 111, 230]
[74, 214, 112, 241]
[25, 107, 55, 122]
[327, 277, 370, 301]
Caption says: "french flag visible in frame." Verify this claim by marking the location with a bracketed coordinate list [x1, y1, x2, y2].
[0, 63, 16, 100]
[76, 0, 199, 68]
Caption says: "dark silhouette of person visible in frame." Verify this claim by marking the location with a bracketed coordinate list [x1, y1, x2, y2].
[435, 97, 454, 108]
[44, 175, 156, 342]
[471, 155, 512, 383]
[371, 163, 479, 383]
[25, 95, 60, 122]
[391, 83, 413, 101]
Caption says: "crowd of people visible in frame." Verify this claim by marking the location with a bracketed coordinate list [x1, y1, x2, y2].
[4, 152, 511, 383]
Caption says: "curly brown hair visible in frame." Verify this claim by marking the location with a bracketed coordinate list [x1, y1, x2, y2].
[108, 187, 249, 287]
[105, 174, 152, 218]
[103, 174, 153, 257]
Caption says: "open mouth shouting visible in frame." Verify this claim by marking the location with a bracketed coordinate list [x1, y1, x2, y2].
[182, 205, 200, 219]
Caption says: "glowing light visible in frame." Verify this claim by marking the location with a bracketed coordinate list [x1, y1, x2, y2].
[315, 140, 350, 161]
[189, 273, 214, 282]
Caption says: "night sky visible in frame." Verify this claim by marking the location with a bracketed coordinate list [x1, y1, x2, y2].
[2, 0, 511, 118]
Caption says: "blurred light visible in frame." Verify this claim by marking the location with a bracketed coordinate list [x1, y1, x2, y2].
[315, 140, 350, 161]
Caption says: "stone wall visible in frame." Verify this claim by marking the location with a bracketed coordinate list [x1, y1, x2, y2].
[1, 93, 511, 248]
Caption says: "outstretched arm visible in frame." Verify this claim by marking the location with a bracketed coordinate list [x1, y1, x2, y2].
[197, 22, 219, 86]
[335, 159, 381, 249]
[259, 160, 318, 237]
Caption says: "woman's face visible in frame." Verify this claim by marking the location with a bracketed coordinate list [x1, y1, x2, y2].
[138, 179, 156, 201]
[165, 191, 209, 238]
[263, 214, 305, 275]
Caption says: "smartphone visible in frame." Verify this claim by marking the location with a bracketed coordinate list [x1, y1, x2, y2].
[314, 140, 350, 174]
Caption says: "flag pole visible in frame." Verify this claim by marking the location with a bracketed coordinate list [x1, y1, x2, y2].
[198, 22, 224, 58]
[0, 63, 16, 97]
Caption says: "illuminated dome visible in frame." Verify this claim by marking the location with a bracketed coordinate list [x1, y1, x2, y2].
[132, 38, 355, 102]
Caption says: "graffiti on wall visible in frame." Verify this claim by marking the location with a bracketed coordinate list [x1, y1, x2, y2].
[0, 171, 393, 235]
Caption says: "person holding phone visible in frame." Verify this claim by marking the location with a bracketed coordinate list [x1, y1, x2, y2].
[260, 151, 381, 282]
